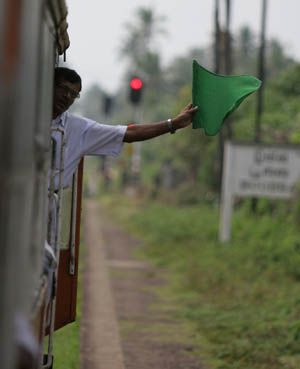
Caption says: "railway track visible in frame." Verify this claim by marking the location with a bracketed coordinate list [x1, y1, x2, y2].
[81, 199, 204, 369]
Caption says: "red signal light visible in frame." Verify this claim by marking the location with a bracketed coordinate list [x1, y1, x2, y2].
[128, 75, 144, 105]
[130, 77, 143, 90]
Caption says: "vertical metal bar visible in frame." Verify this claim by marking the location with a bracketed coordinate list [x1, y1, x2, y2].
[219, 141, 234, 242]
[214, 0, 221, 74]
[44, 128, 65, 369]
[255, 0, 268, 143]
[69, 159, 84, 319]
[252, 0, 267, 212]
[131, 106, 143, 186]
[214, 0, 224, 191]
[224, 0, 232, 75]
[69, 171, 78, 275]
[224, 0, 233, 139]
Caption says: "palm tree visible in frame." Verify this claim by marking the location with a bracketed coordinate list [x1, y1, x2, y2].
[239, 26, 255, 61]
[120, 6, 166, 74]
[136, 7, 166, 50]
[234, 26, 256, 74]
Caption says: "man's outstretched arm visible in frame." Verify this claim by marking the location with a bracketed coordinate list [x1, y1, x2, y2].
[123, 104, 198, 143]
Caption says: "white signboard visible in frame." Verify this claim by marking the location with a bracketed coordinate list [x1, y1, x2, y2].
[219, 141, 300, 242]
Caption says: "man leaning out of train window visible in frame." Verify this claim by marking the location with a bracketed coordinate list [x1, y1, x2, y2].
[52, 67, 198, 189]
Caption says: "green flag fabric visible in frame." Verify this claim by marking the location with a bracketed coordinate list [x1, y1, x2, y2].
[192, 60, 261, 136]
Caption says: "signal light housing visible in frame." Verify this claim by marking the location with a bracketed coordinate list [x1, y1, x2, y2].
[129, 76, 143, 105]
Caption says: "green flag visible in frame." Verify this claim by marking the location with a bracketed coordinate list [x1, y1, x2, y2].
[192, 60, 261, 136]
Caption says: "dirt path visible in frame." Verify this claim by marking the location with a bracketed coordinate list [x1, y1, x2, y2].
[80, 201, 125, 369]
[81, 200, 204, 369]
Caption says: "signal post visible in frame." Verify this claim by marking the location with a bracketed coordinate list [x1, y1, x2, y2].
[128, 76, 144, 186]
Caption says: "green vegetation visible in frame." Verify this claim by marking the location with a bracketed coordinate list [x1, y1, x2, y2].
[77, 7, 300, 212]
[77, 6, 300, 201]
[80, 6, 300, 367]
[52, 318, 80, 369]
[52, 245, 84, 369]
[104, 195, 300, 369]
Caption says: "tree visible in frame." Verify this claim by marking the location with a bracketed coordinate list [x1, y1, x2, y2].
[266, 39, 295, 78]
[120, 7, 166, 74]
[120, 7, 167, 111]
[165, 48, 206, 92]
[236, 26, 256, 71]
[76, 84, 103, 121]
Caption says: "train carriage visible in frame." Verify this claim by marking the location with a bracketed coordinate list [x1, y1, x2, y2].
[0, 1, 83, 368]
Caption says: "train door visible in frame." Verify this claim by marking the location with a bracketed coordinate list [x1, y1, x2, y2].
[55, 159, 84, 330]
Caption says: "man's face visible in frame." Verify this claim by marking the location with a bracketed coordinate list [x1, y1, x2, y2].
[53, 79, 81, 118]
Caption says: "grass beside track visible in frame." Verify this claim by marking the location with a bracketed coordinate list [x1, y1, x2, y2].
[52, 244, 83, 369]
[102, 194, 300, 369]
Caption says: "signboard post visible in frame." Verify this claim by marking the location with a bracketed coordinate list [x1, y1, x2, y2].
[220, 141, 300, 242]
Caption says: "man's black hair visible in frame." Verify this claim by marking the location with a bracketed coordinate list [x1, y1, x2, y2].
[54, 67, 82, 90]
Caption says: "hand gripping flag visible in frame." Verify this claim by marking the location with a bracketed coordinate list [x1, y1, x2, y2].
[192, 60, 261, 136]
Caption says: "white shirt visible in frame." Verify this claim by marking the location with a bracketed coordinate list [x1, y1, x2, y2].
[51, 111, 127, 188]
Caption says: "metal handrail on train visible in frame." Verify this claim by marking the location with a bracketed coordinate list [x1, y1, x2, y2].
[43, 127, 66, 369]
[69, 171, 78, 276]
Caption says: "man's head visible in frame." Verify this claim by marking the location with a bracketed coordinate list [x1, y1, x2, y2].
[53, 67, 82, 118]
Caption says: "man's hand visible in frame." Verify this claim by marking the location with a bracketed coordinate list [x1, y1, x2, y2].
[123, 103, 198, 142]
[172, 103, 198, 130]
